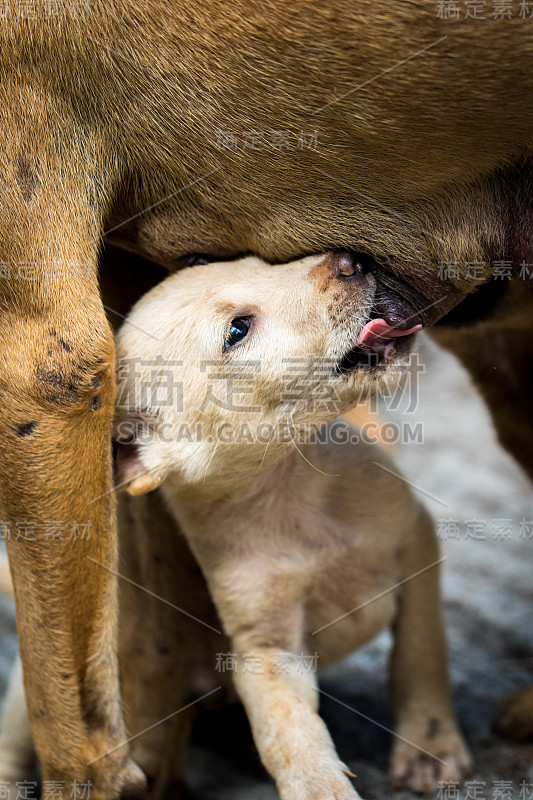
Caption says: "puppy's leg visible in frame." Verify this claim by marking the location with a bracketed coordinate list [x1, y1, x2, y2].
[0, 99, 141, 797]
[231, 634, 360, 800]
[0, 656, 36, 791]
[389, 508, 472, 793]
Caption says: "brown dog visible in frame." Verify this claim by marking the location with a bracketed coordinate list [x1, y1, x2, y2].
[0, 2, 532, 796]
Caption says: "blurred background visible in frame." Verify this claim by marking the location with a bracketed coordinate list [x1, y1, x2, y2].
[0, 333, 531, 799]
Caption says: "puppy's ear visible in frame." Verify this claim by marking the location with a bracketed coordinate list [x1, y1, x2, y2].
[113, 441, 164, 495]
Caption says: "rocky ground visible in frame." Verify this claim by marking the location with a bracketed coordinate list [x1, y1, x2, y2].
[0, 334, 531, 800]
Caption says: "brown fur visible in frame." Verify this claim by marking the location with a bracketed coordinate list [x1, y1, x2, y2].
[0, 2, 532, 795]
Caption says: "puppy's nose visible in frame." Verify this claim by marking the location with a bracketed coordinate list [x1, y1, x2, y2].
[332, 250, 370, 278]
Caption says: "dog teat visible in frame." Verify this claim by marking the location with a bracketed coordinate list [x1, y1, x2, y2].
[333, 250, 369, 278]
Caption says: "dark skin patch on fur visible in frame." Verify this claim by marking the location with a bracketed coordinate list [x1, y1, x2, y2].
[426, 717, 441, 739]
[16, 157, 36, 203]
[59, 338, 72, 353]
[90, 396, 101, 411]
[327, 299, 346, 325]
[36, 340, 107, 405]
[36, 368, 73, 401]
[15, 421, 37, 436]
[50, 331, 78, 355]
[36, 366, 86, 405]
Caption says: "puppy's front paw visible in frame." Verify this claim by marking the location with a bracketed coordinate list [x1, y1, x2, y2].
[279, 758, 361, 800]
[494, 685, 533, 741]
[391, 718, 472, 795]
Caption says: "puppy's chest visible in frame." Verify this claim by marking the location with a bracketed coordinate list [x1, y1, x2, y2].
[250, 507, 402, 659]
[257, 501, 397, 563]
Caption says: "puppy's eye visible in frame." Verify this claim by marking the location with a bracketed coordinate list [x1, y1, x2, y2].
[225, 317, 251, 350]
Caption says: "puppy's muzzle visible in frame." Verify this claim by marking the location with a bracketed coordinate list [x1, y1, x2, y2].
[327, 250, 423, 371]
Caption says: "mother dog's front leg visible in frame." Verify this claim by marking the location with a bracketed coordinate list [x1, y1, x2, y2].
[0, 291, 142, 797]
[0, 99, 146, 792]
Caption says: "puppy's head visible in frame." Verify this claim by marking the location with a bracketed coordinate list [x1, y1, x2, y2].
[114, 251, 421, 492]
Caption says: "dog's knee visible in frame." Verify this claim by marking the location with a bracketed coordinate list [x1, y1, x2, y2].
[0, 308, 115, 500]
[8, 308, 114, 410]
[32, 324, 114, 414]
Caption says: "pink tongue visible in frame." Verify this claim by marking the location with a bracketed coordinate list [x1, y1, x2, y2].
[356, 318, 422, 349]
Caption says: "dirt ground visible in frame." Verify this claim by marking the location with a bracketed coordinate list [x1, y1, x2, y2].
[0, 334, 531, 799]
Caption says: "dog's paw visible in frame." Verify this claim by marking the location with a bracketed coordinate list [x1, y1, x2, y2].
[279, 760, 361, 800]
[494, 685, 533, 741]
[391, 719, 472, 795]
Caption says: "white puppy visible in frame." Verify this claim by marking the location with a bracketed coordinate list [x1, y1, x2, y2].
[113, 251, 471, 798]
[0, 251, 471, 800]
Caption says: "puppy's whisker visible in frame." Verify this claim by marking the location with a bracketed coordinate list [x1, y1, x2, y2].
[202, 433, 222, 485]
[256, 431, 273, 474]
[285, 413, 340, 478]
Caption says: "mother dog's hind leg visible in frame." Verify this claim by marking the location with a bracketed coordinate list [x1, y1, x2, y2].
[0, 96, 143, 798]
[493, 685, 533, 741]
[433, 282, 533, 744]
[118, 492, 219, 799]
[432, 281, 533, 481]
